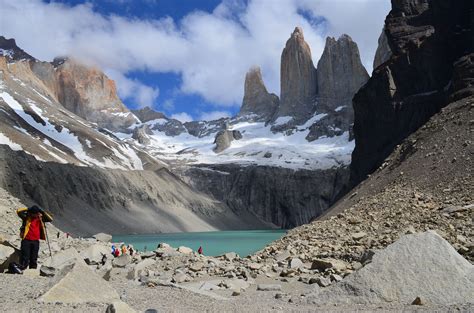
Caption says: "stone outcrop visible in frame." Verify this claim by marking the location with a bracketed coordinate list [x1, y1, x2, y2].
[307, 231, 474, 305]
[350, 0, 474, 186]
[52, 58, 138, 131]
[132, 106, 167, 123]
[277, 27, 318, 122]
[213, 130, 242, 153]
[184, 164, 349, 228]
[238, 66, 279, 121]
[132, 125, 153, 145]
[373, 28, 392, 70]
[0, 36, 35, 62]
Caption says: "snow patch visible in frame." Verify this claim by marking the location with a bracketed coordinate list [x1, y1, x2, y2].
[273, 116, 293, 126]
[0, 133, 22, 151]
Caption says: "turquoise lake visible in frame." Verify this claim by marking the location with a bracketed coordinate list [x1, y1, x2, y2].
[113, 230, 287, 257]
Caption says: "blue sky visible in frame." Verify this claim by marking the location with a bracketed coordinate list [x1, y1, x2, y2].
[2, 0, 391, 121]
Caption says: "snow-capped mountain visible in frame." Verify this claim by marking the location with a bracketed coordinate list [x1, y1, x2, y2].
[0, 28, 369, 232]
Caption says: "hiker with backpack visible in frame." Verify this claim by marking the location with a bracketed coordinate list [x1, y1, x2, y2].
[16, 205, 53, 270]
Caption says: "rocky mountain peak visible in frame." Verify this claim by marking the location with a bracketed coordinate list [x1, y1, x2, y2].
[238, 66, 279, 121]
[132, 106, 168, 123]
[277, 27, 318, 122]
[316, 34, 369, 113]
[51, 58, 138, 131]
[0, 36, 35, 61]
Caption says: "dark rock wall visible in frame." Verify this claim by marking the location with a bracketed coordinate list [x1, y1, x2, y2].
[184, 164, 349, 229]
[350, 0, 473, 185]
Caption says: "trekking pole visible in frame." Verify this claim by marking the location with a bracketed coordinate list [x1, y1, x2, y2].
[44, 223, 53, 259]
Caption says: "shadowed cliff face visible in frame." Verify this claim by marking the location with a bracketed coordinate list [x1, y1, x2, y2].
[183, 164, 349, 229]
[350, 0, 473, 186]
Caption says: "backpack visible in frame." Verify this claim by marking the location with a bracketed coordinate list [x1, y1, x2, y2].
[8, 262, 23, 275]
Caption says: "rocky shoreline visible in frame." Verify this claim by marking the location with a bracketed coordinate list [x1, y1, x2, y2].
[0, 186, 472, 312]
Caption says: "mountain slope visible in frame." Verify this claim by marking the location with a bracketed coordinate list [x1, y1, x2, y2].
[0, 145, 270, 236]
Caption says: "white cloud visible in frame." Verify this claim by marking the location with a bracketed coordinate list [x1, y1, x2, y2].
[162, 99, 175, 112]
[199, 110, 231, 121]
[0, 0, 390, 109]
[171, 112, 193, 122]
[107, 70, 159, 108]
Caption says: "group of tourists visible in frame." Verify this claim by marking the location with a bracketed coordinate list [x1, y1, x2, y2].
[111, 244, 135, 257]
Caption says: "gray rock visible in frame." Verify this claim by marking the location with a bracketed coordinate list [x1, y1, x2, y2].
[41, 248, 79, 276]
[113, 254, 132, 268]
[199, 282, 221, 291]
[311, 258, 347, 272]
[224, 252, 237, 261]
[177, 246, 193, 254]
[257, 284, 282, 291]
[314, 276, 331, 287]
[352, 232, 367, 241]
[81, 244, 110, 265]
[127, 258, 155, 280]
[213, 130, 242, 153]
[0, 244, 15, 267]
[307, 231, 474, 305]
[40, 260, 120, 304]
[172, 272, 188, 283]
[140, 251, 156, 259]
[189, 262, 205, 272]
[132, 125, 152, 145]
[289, 258, 303, 269]
[275, 250, 291, 262]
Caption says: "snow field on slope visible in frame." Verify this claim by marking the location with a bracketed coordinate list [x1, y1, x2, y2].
[133, 116, 353, 170]
[0, 90, 143, 170]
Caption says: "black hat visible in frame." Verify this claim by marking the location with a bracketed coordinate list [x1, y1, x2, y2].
[28, 205, 42, 214]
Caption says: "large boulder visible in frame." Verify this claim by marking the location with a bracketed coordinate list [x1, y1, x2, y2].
[81, 244, 110, 265]
[127, 258, 155, 280]
[113, 254, 132, 268]
[40, 248, 79, 277]
[213, 130, 242, 153]
[40, 260, 120, 304]
[0, 244, 15, 266]
[307, 231, 474, 305]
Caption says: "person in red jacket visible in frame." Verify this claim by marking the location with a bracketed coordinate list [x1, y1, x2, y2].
[16, 205, 53, 270]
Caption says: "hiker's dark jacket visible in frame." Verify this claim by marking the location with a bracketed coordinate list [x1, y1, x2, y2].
[16, 207, 53, 240]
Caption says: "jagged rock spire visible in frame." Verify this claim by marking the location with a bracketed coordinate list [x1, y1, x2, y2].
[277, 27, 318, 122]
[239, 66, 279, 121]
[316, 34, 369, 113]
